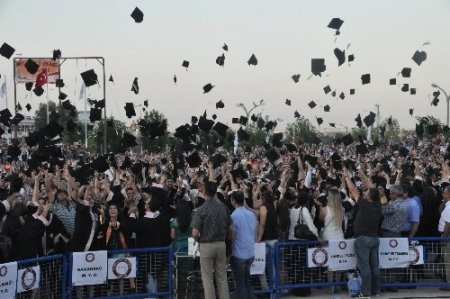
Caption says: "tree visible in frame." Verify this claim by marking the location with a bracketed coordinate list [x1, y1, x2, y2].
[89, 118, 127, 153]
[285, 116, 318, 144]
[238, 123, 269, 147]
[139, 109, 170, 153]
[34, 101, 57, 130]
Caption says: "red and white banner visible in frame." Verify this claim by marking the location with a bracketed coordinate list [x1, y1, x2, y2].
[15, 59, 60, 84]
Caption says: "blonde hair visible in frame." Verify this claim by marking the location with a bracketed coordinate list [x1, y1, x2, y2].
[327, 187, 343, 226]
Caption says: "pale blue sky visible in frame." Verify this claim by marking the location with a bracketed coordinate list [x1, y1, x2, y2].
[1, 0, 450, 131]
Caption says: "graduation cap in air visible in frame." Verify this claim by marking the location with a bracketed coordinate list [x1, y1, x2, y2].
[292, 74, 300, 83]
[119, 133, 138, 152]
[428, 124, 439, 135]
[56, 79, 65, 88]
[216, 53, 225, 67]
[190, 116, 198, 124]
[390, 78, 396, 85]
[182, 60, 189, 69]
[223, 43, 228, 51]
[25, 59, 39, 74]
[409, 108, 414, 116]
[92, 156, 110, 173]
[285, 99, 291, 106]
[186, 152, 202, 168]
[308, 101, 317, 109]
[80, 69, 98, 87]
[33, 86, 44, 97]
[124, 103, 136, 118]
[131, 7, 144, 23]
[324, 85, 331, 94]
[25, 82, 33, 91]
[16, 103, 22, 111]
[173, 75, 177, 84]
[239, 116, 249, 126]
[89, 107, 102, 122]
[316, 117, 323, 126]
[412, 50, 427, 66]
[356, 143, 369, 155]
[399, 147, 409, 157]
[232, 118, 239, 124]
[265, 120, 277, 131]
[0, 43, 15, 59]
[143, 100, 149, 107]
[410, 88, 416, 95]
[66, 118, 79, 133]
[265, 148, 280, 164]
[52, 49, 61, 60]
[198, 117, 214, 132]
[339, 92, 345, 100]
[44, 121, 64, 139]
[58, 92, 67, 100]
[247, 54, 258, 66]
[25, 104, 31, 112]
[294, 111, 300, 118]
[272, 133, 283, 147]
[216, 100, 224, 109]
[257, 117, 265, 129]
[328, 18, 344, 31]
[237, 127, 250, 141]
[361, 74, 371, 84]
[331, 90, 336, 97]
[401, 84, 409, 92]
[355, 114, 362, 128]
[329, 123, 336, 128]
[324, 105, 330, 112]
[350, 89, 355, 95]
[341, 134, 354, 146]
[11, 113, 24, 125]
[401, 67, 411, 78]
[304, 154, 318, 167]
[131, 77, 139, 94]
[212, 114, 217, 120]
[212, 122, 229, 138]
[334, 48, 346, 66]
[363, 112, 376, 127]
[311, 59, 326, 76]
[203, 83, 214, 93]
[348, 54, 355, 62]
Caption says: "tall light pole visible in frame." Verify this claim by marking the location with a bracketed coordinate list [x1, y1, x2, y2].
[431, 83, 450, 126]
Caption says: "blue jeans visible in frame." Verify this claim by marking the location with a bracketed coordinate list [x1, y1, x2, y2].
[230, 256, 255, 299]
[354, 236, 381, 296]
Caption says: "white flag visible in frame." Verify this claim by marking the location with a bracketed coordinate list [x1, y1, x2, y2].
[0, 81, 6, 99]
[78, 82, 86, 101]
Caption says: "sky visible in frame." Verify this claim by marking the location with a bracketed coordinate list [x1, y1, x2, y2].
[1, 0, 450, 132]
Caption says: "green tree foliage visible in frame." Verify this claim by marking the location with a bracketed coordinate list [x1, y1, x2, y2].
[139, 109, 170, 153]
[238, 123, 269, 147]
[89, 118, 127, 153]
[285, 116, 318, 144]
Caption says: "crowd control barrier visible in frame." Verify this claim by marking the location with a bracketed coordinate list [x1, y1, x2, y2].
[274, 237, 450, 297]
[67, 246, 172, 299]
[174, 242, 274, 298]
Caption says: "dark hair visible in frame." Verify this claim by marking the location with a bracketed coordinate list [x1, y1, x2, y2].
[204, 181, 217, 198]
[296, 191, 309, 207]
[367, 187, 380, 203]
[148, 198, 159, 212]
[177, 200, 193, 234]
[232, 191, 245, 206]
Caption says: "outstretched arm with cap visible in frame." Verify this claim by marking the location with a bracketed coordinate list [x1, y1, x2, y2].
[343, 168, 360, 202]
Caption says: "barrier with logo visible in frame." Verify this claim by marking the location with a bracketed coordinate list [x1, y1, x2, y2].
[174, 243, 274, 298]
[67, 246, 172, 299]
[273, 237, 450, 297]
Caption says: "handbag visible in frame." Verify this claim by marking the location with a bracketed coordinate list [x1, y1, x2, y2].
[294, 207, 317, 240]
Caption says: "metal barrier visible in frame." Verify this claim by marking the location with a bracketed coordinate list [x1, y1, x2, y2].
[16, 254, 67, 299]
[274, 237, 450, 297]
[67, 246, 173, 299]
[174, 243, 274, 298]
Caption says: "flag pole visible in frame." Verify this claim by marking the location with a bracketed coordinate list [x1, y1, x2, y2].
[84, 86, 87, 149]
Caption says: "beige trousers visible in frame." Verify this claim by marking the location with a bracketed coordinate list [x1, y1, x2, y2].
[199, 241, 230, 299]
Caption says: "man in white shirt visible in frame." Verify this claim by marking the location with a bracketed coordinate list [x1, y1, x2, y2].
[438, 186, 450, 291]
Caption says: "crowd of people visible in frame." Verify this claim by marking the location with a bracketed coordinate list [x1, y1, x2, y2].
[0, 134, 450, 298]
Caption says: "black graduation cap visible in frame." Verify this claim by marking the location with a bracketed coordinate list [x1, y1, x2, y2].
[339, 92, 345, 100]
[33, 86, 44, 97]
[387, 116, 393, 126]
[401, 84, 409, 92]
[216, 100, 224, 109]
[334, 48, 346, 66]
[308, 101, 317, 109]
[58, 92, 67, 100]
[107, 119, 114, 127]
[331, 90, 336, 97]
[203, 83, 214, 93]
[285, 143, 298, 153]
[0, 109, 11, 127]
[399, 147, 409, 157]
[247, 54, 258, 66]
[25, 59, 39, 74]
[131, 7, 144, 23]
[44, 121, 64, 139]
[25, 82, 33, 91]
[109, 75, 114, 82]
[49, 110, 60, 123]
[401, 67, 411, 78]
[328, 18, 344, 31]
[355, 114, 362, 128]
[173, 75, 177, 84]
[239, 116, 249, 126]
[265, 148, 280, 163]
[182, 60, 190, 69]
[329, 123, 336, 128]
[80, 69, 98, 87]
[410, 88, 416, 95]
[412, 50, 427, 66]
[294, 111, 300, 118]
[428, 124, 439, 134]
[304, 154, 318, 167]
[212, 114, 217, 120]
[316, 117, 323, 125]
[363, 112, 376, 127]
[144, 99, 149, 107]
[232, 117, 239, 124]
[285, 99, 291, 106]
[0, 43, 15, 59]
[55, 79, 65, 88]
[186, 152, 202, 168]
[311, 59, 326, 76]
[119, 133, 138, 151]
[356, 143, 369, 155]
[361, 74, 371, 84]
[25, 103, 31, 111]
[216, 53, 225, 67]
[212, 122, 229, 138]
[11, 113, 24, 125]
[409, 108, 414, 116]
[265, 120, 277, 131]
[198, 117, 214, 132]
[324, 85, 331, 94]
[66, 119, 79, 133]
[324, 105, 330, 112]
[89, 107, 102, 122]
[350, 89, 355, 95]
[131, 77, 139, 94]
[272, 133, 283, 147]
[16, 103, 22, 111]
[92, 156, 110, 173]
[191, 116, 198, 124]
[52, 49, 61, 60]
[210, 154, 227, 168]
[223, 43, 228, 51]
[292, 74, 300, 83]
[390, 78, 396, 85]
[237, 127, 250, 141]
[257, 117, 265, 129]
[62, 100, 74, 111]
[348, 54, 355, 62]
[124, 103, 136, 118]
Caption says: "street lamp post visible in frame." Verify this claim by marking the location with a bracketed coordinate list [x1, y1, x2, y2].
[431, 83, 450, 126]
